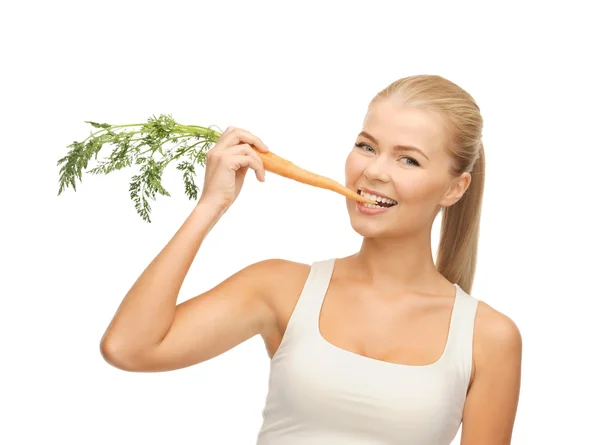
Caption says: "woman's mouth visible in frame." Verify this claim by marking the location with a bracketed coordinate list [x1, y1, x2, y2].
[356, 189, 398, 214]
[357, 189, 398, 208]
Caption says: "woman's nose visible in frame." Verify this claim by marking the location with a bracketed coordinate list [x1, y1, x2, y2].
[364, 157, 392, 182]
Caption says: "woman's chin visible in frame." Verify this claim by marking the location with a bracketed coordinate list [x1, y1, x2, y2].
[347, 217, 388, 237]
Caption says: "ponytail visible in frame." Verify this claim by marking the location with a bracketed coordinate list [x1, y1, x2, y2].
[436, 144, 485, 294]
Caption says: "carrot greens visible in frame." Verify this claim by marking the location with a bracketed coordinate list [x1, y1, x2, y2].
[57, 113, 377, 223]
[57, 114, 222, 222]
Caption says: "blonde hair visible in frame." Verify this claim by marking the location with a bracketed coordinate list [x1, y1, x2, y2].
[372, 74, 485, 294]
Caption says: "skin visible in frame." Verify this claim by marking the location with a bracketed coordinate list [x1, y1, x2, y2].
[102, 100, 521, 444]
[344, 97, 467, 292]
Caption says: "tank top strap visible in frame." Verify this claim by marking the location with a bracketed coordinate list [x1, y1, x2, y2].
[443, 285, 479, 384]
[281, 257, 336, 340]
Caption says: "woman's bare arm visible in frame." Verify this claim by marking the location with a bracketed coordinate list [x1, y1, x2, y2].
[460, 302, 522, 444]
[99, 197, 278, 372]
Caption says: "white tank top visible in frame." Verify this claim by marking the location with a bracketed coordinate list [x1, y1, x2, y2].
[255, 258, 479, 445]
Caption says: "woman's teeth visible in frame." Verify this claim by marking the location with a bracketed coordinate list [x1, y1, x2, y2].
[359, 190, 398, 208]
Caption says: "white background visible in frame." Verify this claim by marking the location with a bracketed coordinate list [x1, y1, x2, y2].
[1, 0, 598, 443]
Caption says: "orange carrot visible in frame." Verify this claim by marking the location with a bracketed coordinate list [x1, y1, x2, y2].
[254, 148, 378, 205]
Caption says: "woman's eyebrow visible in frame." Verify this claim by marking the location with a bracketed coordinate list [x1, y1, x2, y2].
[359, 131, 430, 160]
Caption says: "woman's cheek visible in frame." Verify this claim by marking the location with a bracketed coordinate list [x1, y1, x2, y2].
[346, 156, 368, 181]
[345, 152, 359, 172]
[396, 180, 423, 202]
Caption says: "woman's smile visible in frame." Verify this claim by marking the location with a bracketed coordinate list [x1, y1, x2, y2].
[356, 200, 399, 215]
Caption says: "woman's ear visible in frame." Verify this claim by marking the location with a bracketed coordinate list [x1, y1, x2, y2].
[440, 172, 471, 207]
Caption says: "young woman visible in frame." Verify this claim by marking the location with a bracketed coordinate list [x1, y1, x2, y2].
[100, 74, 522, 444]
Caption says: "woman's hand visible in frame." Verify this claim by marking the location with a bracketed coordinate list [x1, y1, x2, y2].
[199, 126, 269, 211]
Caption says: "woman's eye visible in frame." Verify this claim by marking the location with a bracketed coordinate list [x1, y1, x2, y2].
[355, 143, 420, 167]
[401, 157, 420, 167]
[355, 142, 375, 153]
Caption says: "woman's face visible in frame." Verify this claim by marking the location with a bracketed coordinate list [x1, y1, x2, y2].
[345, 98, 467, 238]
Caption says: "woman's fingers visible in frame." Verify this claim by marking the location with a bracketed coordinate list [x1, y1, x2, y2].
[221, 126, 270, 153]
[227, 153, 265, 182]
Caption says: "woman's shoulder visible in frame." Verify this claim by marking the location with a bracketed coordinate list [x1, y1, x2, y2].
[474, 301, 521, 349]
[250, 257, 311, 281]
[248, 258, 314, 356]
[247, 257, 312, 303]
[472, 299, 522, 376]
